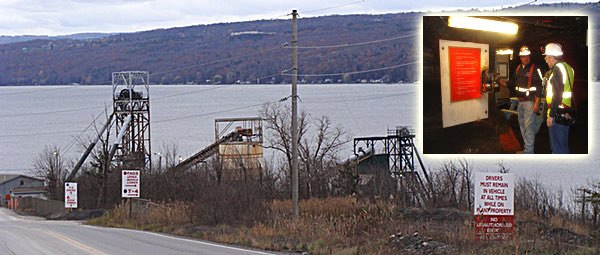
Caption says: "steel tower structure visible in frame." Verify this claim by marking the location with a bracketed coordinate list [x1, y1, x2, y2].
[112, 71, 151, 170]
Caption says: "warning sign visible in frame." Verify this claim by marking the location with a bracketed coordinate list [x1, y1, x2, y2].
[64, 182, 78, 209]
[474, 172, 515, 240]
[475, 215, 514, 240]
[474, 172, 514, 215]
[449, 47, 482, 102]
[121, 170, 140, 198]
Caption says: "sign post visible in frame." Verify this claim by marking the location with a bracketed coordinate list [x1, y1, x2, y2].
[64, 182, 78, 209]
[474, 172, 515, 240]
[121, 170, 140, 218]
[121, 170, 140, 198]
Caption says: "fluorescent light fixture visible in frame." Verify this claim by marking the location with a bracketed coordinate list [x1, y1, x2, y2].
[496, 49, 514, 55]
[448, 16, 519, 35]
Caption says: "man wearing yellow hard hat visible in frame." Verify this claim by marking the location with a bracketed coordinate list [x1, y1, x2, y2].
[543, 43, 575, 154]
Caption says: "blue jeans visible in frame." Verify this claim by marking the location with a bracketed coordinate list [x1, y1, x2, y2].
[549, 122, 569, 154]
[518, 100, 537, 153]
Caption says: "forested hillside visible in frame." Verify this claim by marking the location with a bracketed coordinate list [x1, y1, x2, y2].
[0, 13, 418, 85]
[0, 2, 597, 85]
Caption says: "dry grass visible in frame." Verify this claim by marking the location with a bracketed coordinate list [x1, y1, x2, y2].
[548, 214, 591, 237]
[88, 197, 599, 255]
[88, 200, 191, 232]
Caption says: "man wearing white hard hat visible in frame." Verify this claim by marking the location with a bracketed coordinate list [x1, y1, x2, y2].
[543, 43, 575, 154]
[500, 46, 543, 154]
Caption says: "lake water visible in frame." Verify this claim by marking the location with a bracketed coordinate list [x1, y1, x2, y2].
[0, 84, 415, 171]
[0, 83, 598, 193]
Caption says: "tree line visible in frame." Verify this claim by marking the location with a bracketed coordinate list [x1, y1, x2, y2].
[0, 13, 418, 86]
[31, 102, 600, 232]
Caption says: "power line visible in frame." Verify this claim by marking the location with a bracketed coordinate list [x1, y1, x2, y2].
[0, 86, 79, 96]
[0, 86, 232, 118]
[61, 108, 109, 154]
[284, 61, 419, 77]
[493, 0, 536, 12]
[0, 107, 107, 139]
[302, 91, 416, 104]
[153, 103, 264, 124]
[572, 1, 600, 13]
[153, 85, 230, 100]
[255, 73, 282, 83]
[1, 84, 258, 120]
[72, 44, 286, 86]
[337, 89, 364, 133]
[287, 34, 416, 49]
[149, 46, 284, 78]
[153, 97, 288, 124]
[302, 0, 366, 14]
[0, 129, 83, 138]
[0, 105, 102, 118]
[0, 168, 34, 173]
[278, 0, 367, 18]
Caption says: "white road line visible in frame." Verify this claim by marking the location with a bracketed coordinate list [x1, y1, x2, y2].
[81, 224, 277, 255]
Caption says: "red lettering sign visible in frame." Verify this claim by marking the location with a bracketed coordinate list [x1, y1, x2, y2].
[475, 215, 514, 240]
[122, 170, 140, 198]
[449, 47, 481, 102]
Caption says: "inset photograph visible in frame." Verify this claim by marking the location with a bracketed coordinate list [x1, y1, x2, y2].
[422, 16, 588, 154]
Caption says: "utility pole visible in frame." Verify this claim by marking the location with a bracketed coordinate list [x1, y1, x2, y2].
[581, 188, 587, 224]
[291, 9, 300, 219]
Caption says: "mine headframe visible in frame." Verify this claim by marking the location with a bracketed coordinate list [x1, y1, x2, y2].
[111, 71, 151, 171]
[353, 126, 431, 206]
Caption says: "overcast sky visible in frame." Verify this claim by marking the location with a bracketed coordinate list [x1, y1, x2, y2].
[0, 0, 594, 36]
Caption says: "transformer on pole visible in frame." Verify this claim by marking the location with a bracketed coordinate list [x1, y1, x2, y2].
[112, 71, 151, 171]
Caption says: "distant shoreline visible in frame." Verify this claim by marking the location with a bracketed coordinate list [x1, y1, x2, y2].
[0, 82, 418, 87]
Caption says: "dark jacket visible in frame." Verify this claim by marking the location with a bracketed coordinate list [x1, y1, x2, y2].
[508, 62, 543, 100]
[547, 61, 574, 118]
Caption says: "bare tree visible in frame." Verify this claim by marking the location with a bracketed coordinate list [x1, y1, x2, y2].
[299, 115, 349, 198]
[70, 112, 117, 209]
[32, 145, 67, 200]
[161, 142, 180, 169]
[572, 182, 600, 225]
[153, 142, 181, 171]
[516, 177, 557, 218]
[261, 102, 307, 172]
[497, 161, 510, 173]
[429, 159, 473, 209]
[261, 102, 350, 199]
[92, 132, 113, 208]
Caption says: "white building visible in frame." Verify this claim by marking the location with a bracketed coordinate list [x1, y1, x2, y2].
[0, 175, 46, 206]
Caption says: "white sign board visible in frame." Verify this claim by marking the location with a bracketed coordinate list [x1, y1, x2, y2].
[439, 40, 489, 128]
[121, 170, 140, 198]
[474, 172, 514, 215]
[64, 182, 78, 208]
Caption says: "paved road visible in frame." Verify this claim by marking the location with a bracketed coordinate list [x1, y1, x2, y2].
[0, 207, 279, 255]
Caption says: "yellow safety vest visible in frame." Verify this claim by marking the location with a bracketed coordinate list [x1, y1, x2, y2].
[546, 62, 574, 116]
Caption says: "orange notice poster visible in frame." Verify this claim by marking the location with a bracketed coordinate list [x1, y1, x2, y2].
[449, 47, 481, 102]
